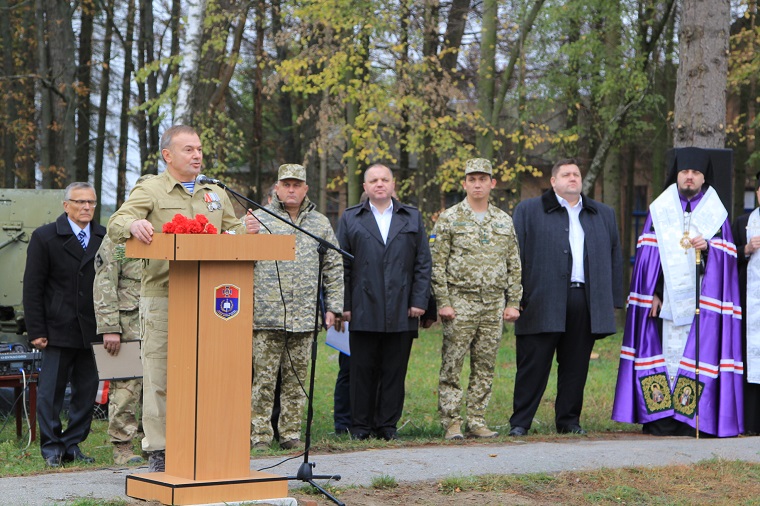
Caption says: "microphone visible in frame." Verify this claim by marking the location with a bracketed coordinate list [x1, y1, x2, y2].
[196, 174, 223, 186]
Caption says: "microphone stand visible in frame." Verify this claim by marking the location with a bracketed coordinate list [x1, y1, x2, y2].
[211, 179, 350, 505]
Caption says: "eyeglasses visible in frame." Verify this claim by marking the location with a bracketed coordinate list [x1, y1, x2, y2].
[68, 199, 97, 207]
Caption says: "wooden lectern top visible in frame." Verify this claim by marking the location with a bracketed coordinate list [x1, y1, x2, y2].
[126, 232, 295, 262]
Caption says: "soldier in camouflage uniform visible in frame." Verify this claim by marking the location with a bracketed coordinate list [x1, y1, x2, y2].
[430, 158, 522, 440]
[251, 164, 343, 450]
[93, 235, 144, 465]
[93, 174, 155, 465]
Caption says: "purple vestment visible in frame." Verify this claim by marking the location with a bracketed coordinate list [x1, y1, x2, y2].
[612, 214, 744, 437]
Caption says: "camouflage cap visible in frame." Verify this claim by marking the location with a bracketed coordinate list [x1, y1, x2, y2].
[278, 164, 306, 181]
[464, 158, 493, 176]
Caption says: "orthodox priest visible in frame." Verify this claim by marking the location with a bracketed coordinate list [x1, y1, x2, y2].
[612, 147, 744, 437]
[731, 173, 760, 435]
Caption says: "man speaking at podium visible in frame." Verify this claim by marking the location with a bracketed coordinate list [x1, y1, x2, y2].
[108, 125, 261, 472]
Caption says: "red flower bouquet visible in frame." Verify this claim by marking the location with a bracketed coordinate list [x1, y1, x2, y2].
[162, 214, 218, 234]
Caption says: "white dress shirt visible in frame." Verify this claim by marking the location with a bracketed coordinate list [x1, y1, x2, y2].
[556, 194, 585, 283]
[68, 218, 90, 249]
[370, 200, 394, 244]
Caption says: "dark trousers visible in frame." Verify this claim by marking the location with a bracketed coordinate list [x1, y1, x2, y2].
[510, 286, 596, 430]
[349, 331, 413, 434]
[37, 345, 99, 459]
[333, 352, 351, 431]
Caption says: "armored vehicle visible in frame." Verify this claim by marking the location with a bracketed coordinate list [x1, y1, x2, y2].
[0, 189, 66, 347]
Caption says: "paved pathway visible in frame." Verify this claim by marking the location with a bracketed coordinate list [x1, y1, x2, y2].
[1, 435, 758, 505]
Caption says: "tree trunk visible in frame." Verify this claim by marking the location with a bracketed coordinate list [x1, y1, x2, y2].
[35, 0, 51, 187]
[18, 2, 38, 187]
[416, 0, 441, 217]
[733, 1, 758, 218]
[116, 0, 136, 208]
[162, 0, 181, 95]
[94, 0, 114, 217]
[41, 0, 77, 187]
[75, 0, 95, 183]
[673, 0, 730, 148]
[474, 0, 545, 162]
[143, 0, 159, 165]
[0, 0, 18, 187]
[136, 0, 150, 172]
[345, 67, 360, 206]
[271, 0, 296, 164]
[439, 0, 471, 75]
[175, 0, 206, 124]
[398, 1, 411, 180]
[476, 0, 497, 158]
[318, 87, 329, 214]
[251, 0, 265, 202]
[652, 9, 677, 192]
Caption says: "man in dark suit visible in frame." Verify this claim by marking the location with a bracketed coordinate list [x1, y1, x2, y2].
[509, 159, 623, 436]
[337, 164, 432, 441]
[23, 182, 106, 467]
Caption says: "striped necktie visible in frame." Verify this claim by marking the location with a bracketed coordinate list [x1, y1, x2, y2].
[77, 230, 87, 250]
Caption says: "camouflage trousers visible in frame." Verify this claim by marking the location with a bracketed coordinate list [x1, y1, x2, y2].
[438, 296, 504, 431]
[108, 378, 142, 443]
[251, 330, 312, 445]
[139, 296, 168, 452]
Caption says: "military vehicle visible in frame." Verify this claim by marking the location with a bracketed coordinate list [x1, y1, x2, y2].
[0, 188, 66, 347]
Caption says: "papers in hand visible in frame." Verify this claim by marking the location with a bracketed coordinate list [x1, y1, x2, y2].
[325, 322, 350, 356]
[92, 340, 143, 380]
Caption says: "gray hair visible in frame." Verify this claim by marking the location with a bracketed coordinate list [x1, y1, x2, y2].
[160, 125, 199, 157]
[64, 182, 94, 201]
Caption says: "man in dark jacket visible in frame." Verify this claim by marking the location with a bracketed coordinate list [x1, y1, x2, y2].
[23, 182, 106, 466]
[509, 159, 623, 436]
[337, 164, 432, 440]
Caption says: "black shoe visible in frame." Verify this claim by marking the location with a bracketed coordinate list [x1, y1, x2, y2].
[44, 454, 63, 467]
[148, 450, 165, 473]
[63, 447, 95, 464]
[377, 429, 398, 441]
[508, 426, 528, 436]
[351, 430, 371, 441]
[557, 424, 587, 435]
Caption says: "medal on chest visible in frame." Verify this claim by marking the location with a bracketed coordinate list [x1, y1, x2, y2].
[204, 192, 222, 211]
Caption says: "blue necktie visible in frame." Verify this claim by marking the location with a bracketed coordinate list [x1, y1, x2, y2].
[77, 230, 87, 250]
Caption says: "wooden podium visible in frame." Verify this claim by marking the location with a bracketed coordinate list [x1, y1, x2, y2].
[124, 233, 294, 505]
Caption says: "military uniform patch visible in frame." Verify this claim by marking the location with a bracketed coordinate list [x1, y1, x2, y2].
[673, 375, 703, 418]
[639, 373, 672, 414]
[215, 284, 240, 320]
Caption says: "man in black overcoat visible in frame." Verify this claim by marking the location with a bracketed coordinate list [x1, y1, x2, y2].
[23, 182, 105, 466]
[337, 164, 432, 440]
[509, 159, 623, 436]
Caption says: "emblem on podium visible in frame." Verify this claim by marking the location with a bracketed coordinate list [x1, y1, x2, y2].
[215, 284, 240, 320]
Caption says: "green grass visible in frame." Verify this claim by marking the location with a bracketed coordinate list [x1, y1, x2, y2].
[370, 474, 397, 489]
[0, 324, 636, 476]
[311, 324, 636, 439]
